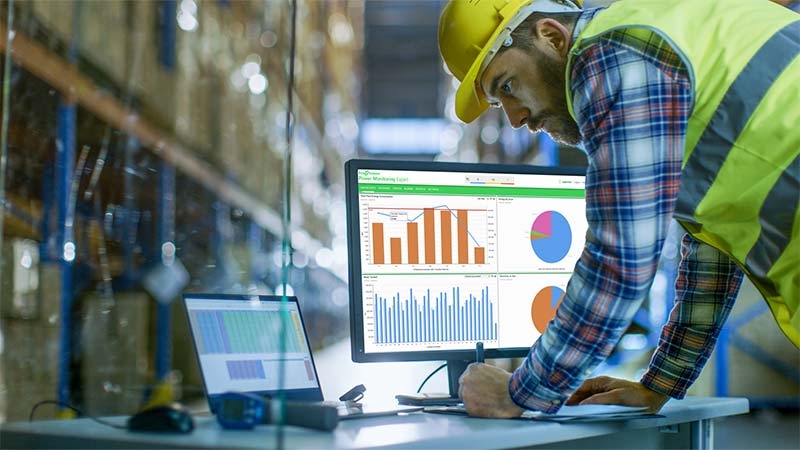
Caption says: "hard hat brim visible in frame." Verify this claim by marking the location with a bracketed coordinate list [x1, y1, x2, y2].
[455, 62, 491, 123]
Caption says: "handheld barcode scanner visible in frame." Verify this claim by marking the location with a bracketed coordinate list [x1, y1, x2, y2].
[215, 392, 266, 430]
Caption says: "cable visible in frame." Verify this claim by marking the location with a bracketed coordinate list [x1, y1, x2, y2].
[416, 363, 448, 394]
[28, 400, 127, 430]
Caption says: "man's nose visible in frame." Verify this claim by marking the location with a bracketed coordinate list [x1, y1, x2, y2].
[503, 105, 527, 129]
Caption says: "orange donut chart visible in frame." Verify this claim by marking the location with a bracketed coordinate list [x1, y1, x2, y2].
[531, 286, 565, 333]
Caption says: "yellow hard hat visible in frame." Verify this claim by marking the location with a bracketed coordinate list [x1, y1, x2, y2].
[438, 0, 583, 123]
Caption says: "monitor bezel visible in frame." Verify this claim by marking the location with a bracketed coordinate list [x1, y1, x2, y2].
[344, 158, 587, 364]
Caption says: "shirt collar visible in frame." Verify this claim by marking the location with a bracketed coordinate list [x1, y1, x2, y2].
[571, 7, 606, 46]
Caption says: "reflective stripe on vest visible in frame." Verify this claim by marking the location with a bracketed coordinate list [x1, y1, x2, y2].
[747, 153, 800, 280]
[675, 21, 800, 281]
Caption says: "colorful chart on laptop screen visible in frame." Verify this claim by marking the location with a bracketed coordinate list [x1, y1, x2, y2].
[531, 286, 565, 333]
[530, 211, 572, 263]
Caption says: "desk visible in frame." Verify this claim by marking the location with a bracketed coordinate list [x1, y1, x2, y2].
[0, 397, 747, 449]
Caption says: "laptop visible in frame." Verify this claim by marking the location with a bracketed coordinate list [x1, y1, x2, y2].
[182, 293, 421, 420]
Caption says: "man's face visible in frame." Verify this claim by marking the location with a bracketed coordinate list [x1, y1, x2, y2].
[479, 44, 582, 146]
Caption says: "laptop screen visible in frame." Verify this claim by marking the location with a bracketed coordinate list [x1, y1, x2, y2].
[183, 294, 325, 409]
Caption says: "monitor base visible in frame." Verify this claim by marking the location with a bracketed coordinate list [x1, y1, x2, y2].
[395, 393, 462, 407]
[396, 359, 475, 407]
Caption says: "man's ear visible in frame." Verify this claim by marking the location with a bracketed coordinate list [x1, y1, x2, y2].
[535, 18, 571, 58]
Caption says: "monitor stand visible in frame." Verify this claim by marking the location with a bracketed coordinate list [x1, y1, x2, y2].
[446, 359, 470, 398]
[395, 360, 471, 407]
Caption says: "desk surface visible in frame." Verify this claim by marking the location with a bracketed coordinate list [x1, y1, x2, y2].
[1, 396, 748, 450]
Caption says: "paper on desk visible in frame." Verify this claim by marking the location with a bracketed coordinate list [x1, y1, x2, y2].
[521, 404, 654, 422]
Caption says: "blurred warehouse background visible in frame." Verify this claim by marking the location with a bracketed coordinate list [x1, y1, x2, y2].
[0, 0, 797, 444]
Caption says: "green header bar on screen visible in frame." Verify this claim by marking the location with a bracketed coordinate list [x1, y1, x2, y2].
[357, 183, 584, 198]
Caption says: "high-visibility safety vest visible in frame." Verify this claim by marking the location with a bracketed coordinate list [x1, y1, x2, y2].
[565, 0, 800, 346]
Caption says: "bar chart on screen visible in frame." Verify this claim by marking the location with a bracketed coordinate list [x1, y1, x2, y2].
[361, 274, 499, 351]
[372, 286, 497, 345]
[361, 198, 497, 269]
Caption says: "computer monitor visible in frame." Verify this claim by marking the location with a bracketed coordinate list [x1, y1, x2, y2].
[344, 158, 587, 397]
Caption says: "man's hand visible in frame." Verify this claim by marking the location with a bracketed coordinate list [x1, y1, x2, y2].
[458, 363, 525, 418]
[566, 376, 670, 413]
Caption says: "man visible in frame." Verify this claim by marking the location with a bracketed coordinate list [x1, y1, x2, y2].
[438, 0, 799, 417]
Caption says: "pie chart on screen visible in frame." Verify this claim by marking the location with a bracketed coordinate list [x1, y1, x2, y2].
[530, 211, 572, 263]
[531, 286, 565, 333]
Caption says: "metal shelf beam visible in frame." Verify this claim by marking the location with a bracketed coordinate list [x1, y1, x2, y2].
[0, 22, 336, 276]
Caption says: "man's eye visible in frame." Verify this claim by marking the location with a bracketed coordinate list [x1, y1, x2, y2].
[500, 80, 512, 95]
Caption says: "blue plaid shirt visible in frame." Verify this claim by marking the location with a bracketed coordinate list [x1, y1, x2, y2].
[508, 8, 745, 413]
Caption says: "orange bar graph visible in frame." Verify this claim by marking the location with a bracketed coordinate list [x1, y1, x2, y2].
[390, 237, 402, 264]
[424, 208, 435, 264]
[407, 222, 419, 264]
[457, 210, 469, 264]
[475, 247, 485, 264]
[441, 210, 452, 264]
[372, 222, 385, 264]
[371, 208, 486, 265]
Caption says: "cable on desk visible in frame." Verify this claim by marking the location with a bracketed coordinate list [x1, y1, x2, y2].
[29, 400, 128, 430]
[417, 363, 448, 393]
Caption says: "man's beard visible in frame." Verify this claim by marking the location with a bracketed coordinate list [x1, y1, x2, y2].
[538, 115, 582, 146]
[528, 111, 582, 146]
[533, 51, 582, 146]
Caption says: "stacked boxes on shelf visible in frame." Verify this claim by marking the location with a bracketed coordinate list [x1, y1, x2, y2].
[1, 0, 363, 419]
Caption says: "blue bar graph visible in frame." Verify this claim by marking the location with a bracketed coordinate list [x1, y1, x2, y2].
[374, 286, 497, 344]
[226, 360, 266, 380]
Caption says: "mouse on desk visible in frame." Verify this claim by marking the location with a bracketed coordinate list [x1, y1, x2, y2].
[127, 403, 194, 433]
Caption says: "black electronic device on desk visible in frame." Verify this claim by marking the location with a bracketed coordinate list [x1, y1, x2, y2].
[127, 403, 194, 433]
[215, 392, 339, 431]
[344, 159, 588, 400]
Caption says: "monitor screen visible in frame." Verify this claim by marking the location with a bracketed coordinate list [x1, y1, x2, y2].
[344, 159, 587, 394]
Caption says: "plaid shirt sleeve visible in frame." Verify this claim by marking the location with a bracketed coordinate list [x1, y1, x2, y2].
[641, 233, 744, 398]
[508, 26, 693, 413]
